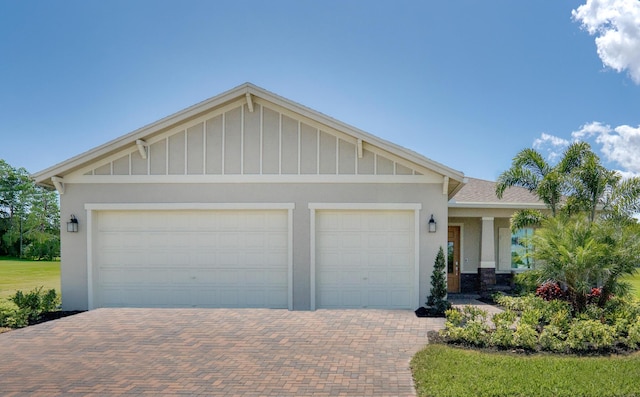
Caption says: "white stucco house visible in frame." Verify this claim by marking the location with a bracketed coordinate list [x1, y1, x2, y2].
[33, 83, 542, 311]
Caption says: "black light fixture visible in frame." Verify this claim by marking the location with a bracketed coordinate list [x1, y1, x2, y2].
[67, 215, 79, 233]
[428, 214, 436, 233]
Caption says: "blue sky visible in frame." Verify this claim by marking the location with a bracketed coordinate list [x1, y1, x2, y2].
[2, 0, 640, 181]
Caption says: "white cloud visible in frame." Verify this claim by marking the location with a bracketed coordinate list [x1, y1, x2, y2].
[533, 133, 570, 162]
[572, 121, 640, 173]
[570, 120, 612, 139]
[573, 0, 640, 83]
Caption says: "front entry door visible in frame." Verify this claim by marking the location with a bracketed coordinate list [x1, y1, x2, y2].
[447, 226, 461, 293]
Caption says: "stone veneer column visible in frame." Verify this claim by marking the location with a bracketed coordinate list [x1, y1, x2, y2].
[479, 217, 496, 292]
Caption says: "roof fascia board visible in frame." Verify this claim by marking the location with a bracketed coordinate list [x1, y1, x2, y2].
[448, 202, 548, 209]
[447, 177, 467, 199]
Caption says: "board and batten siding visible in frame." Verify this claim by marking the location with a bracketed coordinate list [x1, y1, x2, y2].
[83, 102, 424, 179]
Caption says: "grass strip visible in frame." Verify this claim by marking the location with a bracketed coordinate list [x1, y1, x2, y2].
[0, 257, 60, 300]
[412, 344, 640, 397]
[623, 272, 640, 299]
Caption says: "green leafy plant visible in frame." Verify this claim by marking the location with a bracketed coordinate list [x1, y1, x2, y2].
[9, 286, 60, 323]
[445, 295, 640, 353]
[441, 306, 490, 346]
[490, 310, 517, 348]
[513, 270, 542, 295]
[538, 325, 567, 352]
[0, 301, 28, 328]
[566, 319, 616, 352]
[626, 319, 640, 349]
[513, 323, 538, 350]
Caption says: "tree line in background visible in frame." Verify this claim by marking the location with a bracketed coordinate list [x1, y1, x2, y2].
[0, 160, 60, 260]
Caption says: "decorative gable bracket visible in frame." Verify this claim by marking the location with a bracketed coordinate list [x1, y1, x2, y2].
[136, 139, 148, 159]
[245, 92, 254, 113]
[51, 176, 65, 195]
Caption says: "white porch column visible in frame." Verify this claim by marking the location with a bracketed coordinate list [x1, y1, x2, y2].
[480, 217, 496, 268]
[479, 217, 496, 291]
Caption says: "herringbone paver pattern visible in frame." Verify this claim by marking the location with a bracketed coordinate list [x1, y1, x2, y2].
[0, 309, 444, 396]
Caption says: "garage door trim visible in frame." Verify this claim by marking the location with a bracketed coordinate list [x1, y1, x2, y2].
[85, 203, 295, 310]
[308, 203, 421, 310]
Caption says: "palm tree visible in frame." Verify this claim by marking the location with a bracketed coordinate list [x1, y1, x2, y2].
[602, 176, 640, 223]
[563, 148, 620, 222]
[533, 215, 640, 312]
[495, 142, 591, 228]
[496, 148, 560, 217]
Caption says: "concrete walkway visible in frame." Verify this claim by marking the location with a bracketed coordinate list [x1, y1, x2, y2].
[0, 308, 446, 396]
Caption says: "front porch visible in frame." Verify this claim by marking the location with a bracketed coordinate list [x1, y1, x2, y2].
[447, 177, 544, 295]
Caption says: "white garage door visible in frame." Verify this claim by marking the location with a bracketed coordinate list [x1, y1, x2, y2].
[94, 209, 289, 308]
[315, 210, 415, 309]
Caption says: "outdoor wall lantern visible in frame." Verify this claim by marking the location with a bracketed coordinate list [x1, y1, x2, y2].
[428, 214, 437, 233]
[67, 215, 79, 233]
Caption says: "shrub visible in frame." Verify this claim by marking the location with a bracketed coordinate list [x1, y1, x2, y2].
[426, 246, 451, 315]
[494, 294, 545, 313]
[539, 325, 567, 352]
[513, 323, 538, 350]
[461, 305, 489, 323]
[492, 310, 517, 328]
[442, 307, 490, 346]
[489, 325, 514, 348]
[547, 308, 571, 333]
[461, 320, 491, 347]
[626, 318, 640, 349]
[578, 304, 606, 323]
[535, 282, 566, 301]
[9, 287, 60, 323]
[444, 308, 464, 327]
[520, 308, 543, 329]
[489, 310, 517, 348]
[444, 295, 640, 353]
[513, 270, 542, 295]
[0, 301, 28, 329]
[566, 319, 616, 352]
[540, 300, 572, 328]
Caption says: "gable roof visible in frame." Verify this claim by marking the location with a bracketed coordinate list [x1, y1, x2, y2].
[33, 83, 465, 196]
[449, 177, 546, 209]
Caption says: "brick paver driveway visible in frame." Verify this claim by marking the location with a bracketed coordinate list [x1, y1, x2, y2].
[0, 308, 444, 396]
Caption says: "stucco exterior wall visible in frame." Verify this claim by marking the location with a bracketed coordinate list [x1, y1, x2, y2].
[449, 216, 510, 274]
[60, 182, 447, 310]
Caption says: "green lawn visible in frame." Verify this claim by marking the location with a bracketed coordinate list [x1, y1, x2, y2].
[0, 257, 60, 300]
[623, 271, 640, 299]
[412, 344, 640, 397]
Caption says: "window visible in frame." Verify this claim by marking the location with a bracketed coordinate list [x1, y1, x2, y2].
[511, 228, 534, 269]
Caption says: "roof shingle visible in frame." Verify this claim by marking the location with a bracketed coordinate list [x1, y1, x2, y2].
[451, 177, 542, 204]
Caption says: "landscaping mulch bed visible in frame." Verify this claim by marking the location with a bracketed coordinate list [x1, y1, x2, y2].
[414, 307, 446, 318]
[31, 311, 85, 325]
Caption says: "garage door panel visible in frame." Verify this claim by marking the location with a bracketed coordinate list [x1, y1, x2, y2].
[366, 290, 389, 307]
[388, 270, 412, 284]
[316, 210, 415, 309]
[95, 210, 289, 309]
[390, 290, 411, 306]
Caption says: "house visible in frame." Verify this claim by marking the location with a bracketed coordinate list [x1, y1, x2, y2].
[34, 83, 468, 311]
[33, 83, 542, 311]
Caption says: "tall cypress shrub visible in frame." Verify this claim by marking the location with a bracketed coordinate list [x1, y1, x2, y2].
[427, 246, 451, 315]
